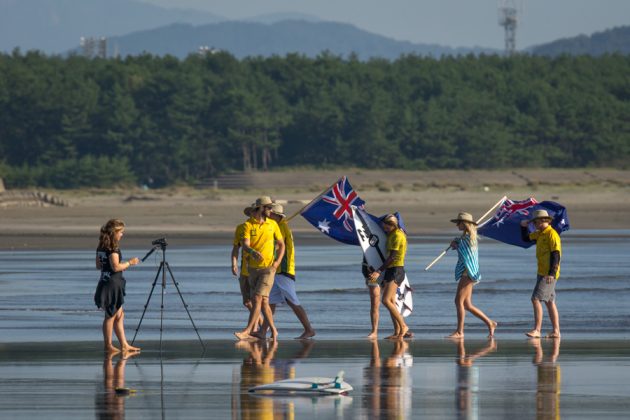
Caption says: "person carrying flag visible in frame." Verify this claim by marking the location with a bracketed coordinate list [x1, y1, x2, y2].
[234, 196, 285, 341]
[368, 214, 409, 339]
[447, 212, 497, 339]
[520, 210, 562, 339]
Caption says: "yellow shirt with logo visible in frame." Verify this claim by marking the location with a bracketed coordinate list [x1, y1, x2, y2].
[232, 222, 249, 277]
[529, 225, 562, 279]
[242, 217, 283, 269]
[386, 228, 407, 268]
[277, 220, 295, 277]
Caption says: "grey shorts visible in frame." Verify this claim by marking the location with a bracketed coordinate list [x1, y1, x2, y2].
[532, 275, 556, 302]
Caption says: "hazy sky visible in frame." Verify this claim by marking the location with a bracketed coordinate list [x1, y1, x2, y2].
[141, 0, 630, 49]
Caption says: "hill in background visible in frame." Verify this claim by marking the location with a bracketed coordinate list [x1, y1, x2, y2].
[530, 25, 630, 56]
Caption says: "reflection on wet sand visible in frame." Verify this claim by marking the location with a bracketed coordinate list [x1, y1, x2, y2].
[234, 340, 314, 419]
[363, 339, 413, 419]
[95, 352, 138, 420]
[530, 339, 561, 420]
[452, 338, 497, 420]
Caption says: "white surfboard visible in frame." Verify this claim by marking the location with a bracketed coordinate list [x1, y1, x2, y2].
[352, 206, 413, 317]
[249, 371, 353, 395]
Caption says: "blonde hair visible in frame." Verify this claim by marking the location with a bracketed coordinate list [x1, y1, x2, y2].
[98, 219, 125, 251]
[382, 214, 398, 228]
[462, 221, 477, 244]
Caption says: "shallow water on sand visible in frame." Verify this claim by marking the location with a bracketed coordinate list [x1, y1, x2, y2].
[1, 340, 629, 419]
[0, 230, 628, 342]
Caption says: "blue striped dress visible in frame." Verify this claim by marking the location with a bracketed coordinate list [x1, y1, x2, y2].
[454, 234, 481, 282]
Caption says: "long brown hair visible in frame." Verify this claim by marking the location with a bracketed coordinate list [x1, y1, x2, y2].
[98, 219, 125, 251]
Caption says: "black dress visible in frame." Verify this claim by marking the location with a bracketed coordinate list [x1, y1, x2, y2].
[94, 248, 126, 318]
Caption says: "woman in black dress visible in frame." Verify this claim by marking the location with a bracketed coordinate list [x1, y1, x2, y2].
[94, 219, 140, 353]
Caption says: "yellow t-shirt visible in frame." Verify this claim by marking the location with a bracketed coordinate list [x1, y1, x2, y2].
[386, 228, 407, 268]
[277, 220, 295, 277]
[242, 217, 283, 269]
[530, 225, 562, 279]
[232, 222, 249, 277]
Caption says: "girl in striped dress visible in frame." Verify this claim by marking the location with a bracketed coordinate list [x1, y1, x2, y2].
[447, 212, 497, 339]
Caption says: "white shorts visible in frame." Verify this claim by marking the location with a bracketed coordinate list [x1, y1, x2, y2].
[269, 274, 300, 306]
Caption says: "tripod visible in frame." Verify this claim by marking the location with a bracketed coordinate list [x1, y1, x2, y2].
[131, 238, 206, 352]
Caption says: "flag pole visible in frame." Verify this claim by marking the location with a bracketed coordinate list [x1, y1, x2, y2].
[285, 179, 340, 223]
[424, 195, 507, 271]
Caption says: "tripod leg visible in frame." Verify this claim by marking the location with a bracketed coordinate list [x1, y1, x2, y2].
[165, 262, 206, 351]
[132, 262, 163, 345]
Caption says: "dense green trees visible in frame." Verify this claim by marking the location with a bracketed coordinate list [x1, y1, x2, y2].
[0, 50, 628, 188]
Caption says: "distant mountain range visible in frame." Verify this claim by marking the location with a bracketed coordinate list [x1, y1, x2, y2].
[103, 20, 495, 60]
[530, 25, 630, 56]
[1, 0, 629, 59]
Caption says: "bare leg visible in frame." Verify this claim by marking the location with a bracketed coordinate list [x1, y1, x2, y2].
[367, 285, 381, 339]
[251, 304, 276, 340]
[462, 285, 496, 337]
[235, 294, 263, 340]
[448, 279, 469, 339]
[545, 300, 561, 338]
[382, 282, 408, 338]
[103, 313, 120, 353]
[526, 299, 543, 338]
[113, 309, 140, 352]
[286, 301, 316, 339]
[261, 297, 278, 341]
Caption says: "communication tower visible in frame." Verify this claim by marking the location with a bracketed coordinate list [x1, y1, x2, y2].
[498, 0, 521, 55]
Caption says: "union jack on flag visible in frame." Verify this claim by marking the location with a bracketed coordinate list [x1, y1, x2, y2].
[479, 197, 570, 248]
[301, 177, 365, 245]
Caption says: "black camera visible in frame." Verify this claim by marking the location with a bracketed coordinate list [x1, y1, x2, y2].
[152, 237, 168, 247]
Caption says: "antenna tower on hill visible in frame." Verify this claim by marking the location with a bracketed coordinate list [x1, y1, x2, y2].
[498, 0, 521, 55]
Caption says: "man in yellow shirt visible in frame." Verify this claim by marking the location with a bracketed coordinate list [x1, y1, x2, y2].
[235, 196, 285, 341]
[368, 214, 409, 339]
[231, 203, 255, 313]
[262, 203, 315, 339]
[520, 209, 562, 339]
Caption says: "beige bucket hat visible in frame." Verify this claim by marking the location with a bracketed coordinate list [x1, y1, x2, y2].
[254, 196, 273, 209]
[243, 202, 255, 217]
[450, 212, 477, 225]
[529, 209, 553, 222]
[270, 203, 286, 219]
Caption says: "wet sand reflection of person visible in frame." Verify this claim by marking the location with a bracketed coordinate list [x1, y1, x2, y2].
[235, 340, 314, 419]
[530, 339, 561, 420]
[451, 338, 497, 420]
[363, 339, 413, 418]
[95, 352, 137, 420]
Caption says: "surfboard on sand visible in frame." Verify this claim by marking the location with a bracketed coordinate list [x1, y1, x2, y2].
[249, 371, 353, 395]
[352, 206, 413, 317]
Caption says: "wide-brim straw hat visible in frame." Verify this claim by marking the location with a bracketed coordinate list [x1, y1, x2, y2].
[243, 203, 255, 217]
[450, 212, 477, 225]
[254, 196, 273, 209]
[270, 203, 286, 219]
[529, 209, 553, 222]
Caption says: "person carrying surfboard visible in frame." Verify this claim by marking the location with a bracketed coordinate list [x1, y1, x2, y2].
[234, 196, 285, 341]
[447, 212, 497, 339]
[368, 214, 410, 339]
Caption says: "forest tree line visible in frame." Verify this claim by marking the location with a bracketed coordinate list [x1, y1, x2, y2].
[0, 50, 629, 188]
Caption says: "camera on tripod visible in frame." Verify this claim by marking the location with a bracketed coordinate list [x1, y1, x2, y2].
[152, 237, 168, 247]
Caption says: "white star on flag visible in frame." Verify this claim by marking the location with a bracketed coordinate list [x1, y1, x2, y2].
[318, 219, 331, 234]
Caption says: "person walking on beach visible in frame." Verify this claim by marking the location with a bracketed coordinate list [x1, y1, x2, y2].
[368, 214, 409, 339]
[256, 202, 315, 339]
[235, 197, 285, 341]
[362, 256, 382, 339]
[447, 212, 497, 339]
[520, 210, 562, 339]
[231, 203, 255, 314]
[94, 219, 140, 354]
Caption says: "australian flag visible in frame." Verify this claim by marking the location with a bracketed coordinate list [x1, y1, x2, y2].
[478, 197, 570, 248]
[301, 177, 365, 245]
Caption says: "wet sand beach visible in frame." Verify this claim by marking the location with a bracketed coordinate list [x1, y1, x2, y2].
[1, 339, 629, 419]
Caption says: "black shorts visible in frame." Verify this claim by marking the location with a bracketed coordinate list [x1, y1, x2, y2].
[382, 266, 405, 286]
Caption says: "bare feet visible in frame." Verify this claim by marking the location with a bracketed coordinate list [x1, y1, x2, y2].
[296, 330, 316, 339]
[447, 331, 464, 339]
[403, 331, 414, 338]
[367, 331, 378, 339]
[398, 326, 410, 338]
[105, 345, 121, 354]
[250, 331, 266, 340]
[545, 332, 561, 339]
[488, 321, 498, 337]
[525, 329, 541, 338]
[234, 331, 254, 340]
[121, 344, 140, 352]
[269, 329, 279, 342]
